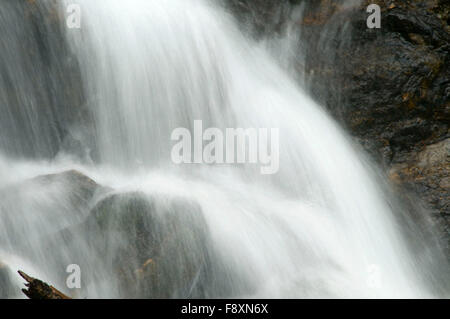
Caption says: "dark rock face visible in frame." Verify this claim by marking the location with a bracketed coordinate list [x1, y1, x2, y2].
[31, 170, 103, 208]
[0, 0, 86, 159]
[306, 0, 449, 166]
[299, 0, 449, 220]
[389, 138, 449, 255]
[225, 0, 449, 252]
[227, 0, 449, 212]
[390, 139, 449, 212]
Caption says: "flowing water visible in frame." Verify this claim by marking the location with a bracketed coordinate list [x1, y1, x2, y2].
[0, 0, 448, 298]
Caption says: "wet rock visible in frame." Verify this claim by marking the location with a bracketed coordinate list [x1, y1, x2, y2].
[0, 261, 16, 298]
[389, 139, 449, 214]
[225, 0, 449, 253]
[299, 0, 449, 165]
[0, 170, 104, 228]
[250, 0, 449, 209]
[0, 169, 105, 281]
[226, 0, 448, 169]
[42, 190, 245, 298]
[30, 170, 104, 209]
[417, 139, 450, 168]
[0, 0, 87, 159]
[74, 192, 234, 298]
[0, 169, 102, 296]
[389, 139, 449, 254]
[303, 1, 450, 255]
[224, 0, 293, 37]
[225, 0, 354, 36]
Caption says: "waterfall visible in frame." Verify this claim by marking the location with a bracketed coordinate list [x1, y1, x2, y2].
[0, 0, 448, 298]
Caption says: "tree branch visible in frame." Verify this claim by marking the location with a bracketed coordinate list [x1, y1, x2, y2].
[18, 270, 71, 299]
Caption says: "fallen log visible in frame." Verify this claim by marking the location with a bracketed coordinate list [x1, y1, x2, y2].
[18, 270, 71, 299]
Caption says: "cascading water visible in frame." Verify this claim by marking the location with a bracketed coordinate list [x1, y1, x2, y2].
[0, 0, 448, 298]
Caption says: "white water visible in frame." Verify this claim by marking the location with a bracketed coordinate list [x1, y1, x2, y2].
[0, 0, 448, 298]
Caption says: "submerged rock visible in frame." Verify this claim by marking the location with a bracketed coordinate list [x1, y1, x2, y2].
[224, 0, 449, 255]
[0, 170, 103, 248]
[60, 192, 237, 298]
[6, 173, 238, 298]
[0, 0, 87, 159]
[30, 170, 103, 209]
[300, 0, 449, 251]
[0, 169, 106, 298]
[0, 261, 16, 298]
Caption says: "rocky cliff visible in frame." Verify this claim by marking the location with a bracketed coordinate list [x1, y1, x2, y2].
[226, 0, 449, 249]
[227, 0, 450, 214]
